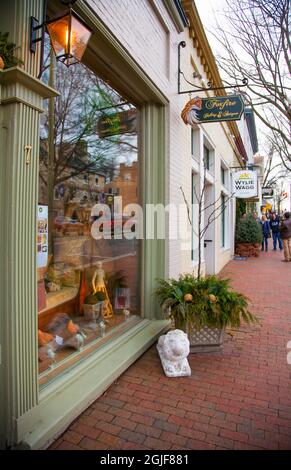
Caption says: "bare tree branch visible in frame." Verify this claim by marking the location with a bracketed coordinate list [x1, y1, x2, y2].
[210, 0, 291, 173]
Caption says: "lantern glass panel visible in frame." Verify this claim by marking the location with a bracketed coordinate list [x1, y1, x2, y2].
[46, 15, 70, 58]
[70, 15, 92, 62]
[46, 12, 92, 66]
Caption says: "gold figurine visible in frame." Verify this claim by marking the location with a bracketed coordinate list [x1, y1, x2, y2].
[92, 261, 113, 318]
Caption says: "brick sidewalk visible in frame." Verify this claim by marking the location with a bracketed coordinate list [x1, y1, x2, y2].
[50, 250, 291, 450]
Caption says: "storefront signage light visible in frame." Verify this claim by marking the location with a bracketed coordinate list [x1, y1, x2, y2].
[232, 170, 257, 199]
[30, 2, 92, 70]
[181, 95, 244, 126]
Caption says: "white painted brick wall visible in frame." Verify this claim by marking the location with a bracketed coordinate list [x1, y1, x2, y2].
[87, 0, 238, 278]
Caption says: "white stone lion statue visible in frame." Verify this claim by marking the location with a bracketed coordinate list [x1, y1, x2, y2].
[157, 329, 191, 377]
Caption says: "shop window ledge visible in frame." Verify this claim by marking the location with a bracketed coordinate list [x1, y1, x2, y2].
[16, 319, 170, 449]
[38, 287, 78, 315]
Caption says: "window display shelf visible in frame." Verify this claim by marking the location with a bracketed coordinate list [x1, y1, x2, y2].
[39, 314, 141, 385]
[38, 287, 78, 315]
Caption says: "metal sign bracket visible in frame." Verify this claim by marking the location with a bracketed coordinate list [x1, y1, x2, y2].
[178, 41, 248, 95]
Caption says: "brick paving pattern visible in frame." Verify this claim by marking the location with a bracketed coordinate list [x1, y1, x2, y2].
[50, 251, 291, 450]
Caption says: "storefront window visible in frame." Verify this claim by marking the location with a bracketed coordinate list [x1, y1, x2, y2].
[37, 52, 140, 383]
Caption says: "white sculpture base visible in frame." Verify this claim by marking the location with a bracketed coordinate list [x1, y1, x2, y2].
[156, 329, 191, 377]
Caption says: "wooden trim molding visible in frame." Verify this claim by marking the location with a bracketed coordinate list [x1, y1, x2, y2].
[163, 0, 188, 32]
[0, 67, 59, 99]
[0, 67, 59, 112]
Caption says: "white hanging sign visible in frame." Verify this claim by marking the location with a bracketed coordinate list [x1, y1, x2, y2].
[233, 170, 257, 198]
[37, 205, 48, 268]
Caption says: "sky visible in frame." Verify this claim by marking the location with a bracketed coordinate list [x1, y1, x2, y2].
[194, 0, 291, 206]
[195, 0, 226, 49]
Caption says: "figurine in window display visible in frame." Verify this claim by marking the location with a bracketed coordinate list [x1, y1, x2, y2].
[64, 331, 86, 350]
[39, 313, 85, 359]
[38, 329, 54, 347]
[45, 280, 61, 292]
[38, 329, 55, 363]
[92, 261, 113, 318]
[47, 345, 57, 368]
[123, 309, 130, 321]
[45, 312, 80, 340]
[99, 320, 106, 337]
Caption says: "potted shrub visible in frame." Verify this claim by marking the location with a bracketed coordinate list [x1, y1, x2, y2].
[0, 31, 23, 69]
[155, 274, 257, 353]
[235, 214, 262, 257]
[83, 291, 107, 322]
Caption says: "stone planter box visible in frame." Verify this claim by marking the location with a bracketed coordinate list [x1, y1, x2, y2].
[235, 243, 260, 257]
[186, 325, 224, 353]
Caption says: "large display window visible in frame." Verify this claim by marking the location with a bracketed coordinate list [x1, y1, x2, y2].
[37, 53, 140, 385]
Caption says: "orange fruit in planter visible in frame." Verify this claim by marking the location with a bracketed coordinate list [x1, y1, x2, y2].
[184, 293, 193, 302]
[0, 56, 4, 70]
[209, 294, 217, 303]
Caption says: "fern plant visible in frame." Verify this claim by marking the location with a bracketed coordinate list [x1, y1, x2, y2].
[155, 274, 257, 331]
[0, 32, 23, 69]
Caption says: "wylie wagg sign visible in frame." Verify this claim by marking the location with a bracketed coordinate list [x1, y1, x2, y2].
[233, 170, 257, 199]
[181, 95, 244, 126]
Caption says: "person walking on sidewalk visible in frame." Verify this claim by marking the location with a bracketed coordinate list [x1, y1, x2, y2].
[253, 211, 261, 224]
[269, 212, 283, 251]
[279, 212, 291, 262]
[260, 215, 271, 252]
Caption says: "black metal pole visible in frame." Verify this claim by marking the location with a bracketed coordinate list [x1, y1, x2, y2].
[37, 0, 47, 79]
[178, 41, 186, 95]
[177, 41, 248, 95]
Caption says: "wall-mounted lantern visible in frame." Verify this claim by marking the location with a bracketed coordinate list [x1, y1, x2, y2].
[30, 1, 92, 74]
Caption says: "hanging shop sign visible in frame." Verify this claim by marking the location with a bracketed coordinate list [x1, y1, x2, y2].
[263, 201, 273, 211]
[262, 187, 274, 198]
[97, 108, 137, 137]
[37, 205, 48, 268]
[233, 170, 257, 198]
[181, 95, 244, 126]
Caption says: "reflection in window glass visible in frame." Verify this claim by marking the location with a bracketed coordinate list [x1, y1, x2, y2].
[37, 54, 140, 383]
[203, 145, 210, 170]
[221, 193, 226, 248]
[221, 167, 225, 185]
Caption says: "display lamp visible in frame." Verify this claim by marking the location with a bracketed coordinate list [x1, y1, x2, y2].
[30, 1, 92, 70]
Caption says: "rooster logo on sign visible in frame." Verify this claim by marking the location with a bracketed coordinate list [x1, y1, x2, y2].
[181, 96, 202, 126]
